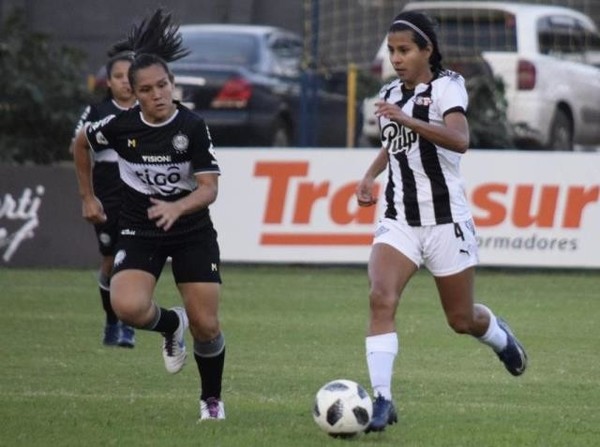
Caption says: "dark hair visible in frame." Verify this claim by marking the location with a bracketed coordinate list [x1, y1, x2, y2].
[101, 46, 134, 100]
[112, 9, 190, 88]
[389, 11, 444, 74]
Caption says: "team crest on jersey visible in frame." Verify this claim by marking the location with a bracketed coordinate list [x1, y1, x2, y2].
[172, 133, 189, 153]
[413, 96, 433, 106]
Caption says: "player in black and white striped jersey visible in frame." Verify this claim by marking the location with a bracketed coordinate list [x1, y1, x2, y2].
[72, 9, 226, 421]
[356, 11, 528, 433]
[71, 49, 137, 348]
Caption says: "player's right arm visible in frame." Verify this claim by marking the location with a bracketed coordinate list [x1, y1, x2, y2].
[72, 126, 106, 224]
[356, 147, 388, 207]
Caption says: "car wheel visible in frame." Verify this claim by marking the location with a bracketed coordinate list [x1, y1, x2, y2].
[548, 109, 573, 151]
[271, 119, 291, 147]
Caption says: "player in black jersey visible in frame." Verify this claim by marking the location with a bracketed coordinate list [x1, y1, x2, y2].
[71, 47, 137, 348]
[356, 11, 528, 433]
[72, 10, 226, 421]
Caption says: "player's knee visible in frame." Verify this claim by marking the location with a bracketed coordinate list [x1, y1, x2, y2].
[188, 313, 220, 340]
[369, 286, 397, 316]
[446, 313, 473, 334]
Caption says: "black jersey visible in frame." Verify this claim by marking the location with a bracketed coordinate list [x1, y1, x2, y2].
[85, 102, 220, 238]
[74, 99, 130, 207]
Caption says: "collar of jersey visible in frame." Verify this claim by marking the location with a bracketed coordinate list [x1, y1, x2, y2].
[139, 108, 179, 127]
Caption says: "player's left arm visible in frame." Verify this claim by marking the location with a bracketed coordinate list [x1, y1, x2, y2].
[407, 111, 469, 153]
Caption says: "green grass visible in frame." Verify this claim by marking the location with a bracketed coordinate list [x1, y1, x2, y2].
[1, 266, 599, 446]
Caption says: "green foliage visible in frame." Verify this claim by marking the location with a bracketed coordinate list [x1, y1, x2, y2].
[0, 9, 91, 165]
[466, 75, 515, 149]
[1, 266, 599, 446]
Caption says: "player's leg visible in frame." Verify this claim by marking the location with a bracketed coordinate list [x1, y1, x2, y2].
[110, 238, 187, 373]
[429, 221, 527, 376]
[365, 222, 419, 432]
[98, 254, 119, 346]
[96, 213, 135, 348]
[171, 228, 225, 421]
[179, 281, 225, 421]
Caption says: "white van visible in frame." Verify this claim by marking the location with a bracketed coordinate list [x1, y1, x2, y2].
[363, 2, 600, 150]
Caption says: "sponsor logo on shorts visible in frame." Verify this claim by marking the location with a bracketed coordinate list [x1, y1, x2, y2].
[114, 249, 126, 266]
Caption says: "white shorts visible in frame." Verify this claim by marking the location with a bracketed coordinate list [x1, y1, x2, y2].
[373, 218, 479, 277]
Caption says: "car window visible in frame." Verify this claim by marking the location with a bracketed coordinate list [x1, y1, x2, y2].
[269, 36, 302, 77]
[415, 8, 518, 53]
[538, 16, 590, 63]
[583, 30, 600, 67]
[181, 32, 259, 66]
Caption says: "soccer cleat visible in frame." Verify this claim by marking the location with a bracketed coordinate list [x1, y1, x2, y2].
[103, 323, 120, 346]
[199, 397, 225, 421]
[161, 307, 188, 374]
[496, 317, 528, 376]
[365, 395, 398, 433]
[117, 322, 136, 348]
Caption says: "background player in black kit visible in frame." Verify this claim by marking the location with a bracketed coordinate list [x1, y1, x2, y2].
[72, 10, 226, 421]
[71, 48, 137, 348]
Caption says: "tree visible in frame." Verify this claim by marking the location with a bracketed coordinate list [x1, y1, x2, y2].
[0, 9, 91, 164]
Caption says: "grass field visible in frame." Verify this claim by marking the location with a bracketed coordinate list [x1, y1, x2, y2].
[1, 265, 599, 446]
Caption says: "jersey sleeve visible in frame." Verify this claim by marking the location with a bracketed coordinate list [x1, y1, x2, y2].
[84, 114, 117, 152]
[438, 75, 468, 117]
[190, 121, 221, 175]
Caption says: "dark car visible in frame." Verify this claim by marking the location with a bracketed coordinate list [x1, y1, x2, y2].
[171, 24, 350, 147]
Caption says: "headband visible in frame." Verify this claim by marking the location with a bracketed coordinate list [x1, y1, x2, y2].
[392, 20, 432, 46]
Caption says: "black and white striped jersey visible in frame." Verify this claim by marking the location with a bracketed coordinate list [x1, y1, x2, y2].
[377, 70, 472, 227]
[74, 99, 131, 209]
[84, 102, 220, 237]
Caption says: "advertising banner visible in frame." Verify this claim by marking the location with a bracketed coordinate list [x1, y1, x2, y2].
[211, 149, 600, 268]
[1, 150, 598, 268]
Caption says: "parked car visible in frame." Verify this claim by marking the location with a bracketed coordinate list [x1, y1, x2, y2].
[362, 48, 514, 149]
[171, 24, 350, 147]
[92, 25, 350, 147]
[365, 2, 600, 150]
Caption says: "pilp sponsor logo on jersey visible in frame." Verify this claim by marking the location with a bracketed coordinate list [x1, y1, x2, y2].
[0, 185, 44, 262]
[381, 122, 417, 154]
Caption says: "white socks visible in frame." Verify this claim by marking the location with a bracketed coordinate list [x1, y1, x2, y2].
[476, 303, 508, 352]
[366, 332, 398, 400]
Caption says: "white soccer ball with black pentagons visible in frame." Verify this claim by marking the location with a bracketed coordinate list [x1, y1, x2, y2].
[312, 379, 373, 437]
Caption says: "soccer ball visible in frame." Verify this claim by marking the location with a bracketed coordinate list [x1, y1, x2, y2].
[312, 379, 373, 438]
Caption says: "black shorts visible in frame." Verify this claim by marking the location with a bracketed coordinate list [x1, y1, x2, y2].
[112, 227, 222, 284]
